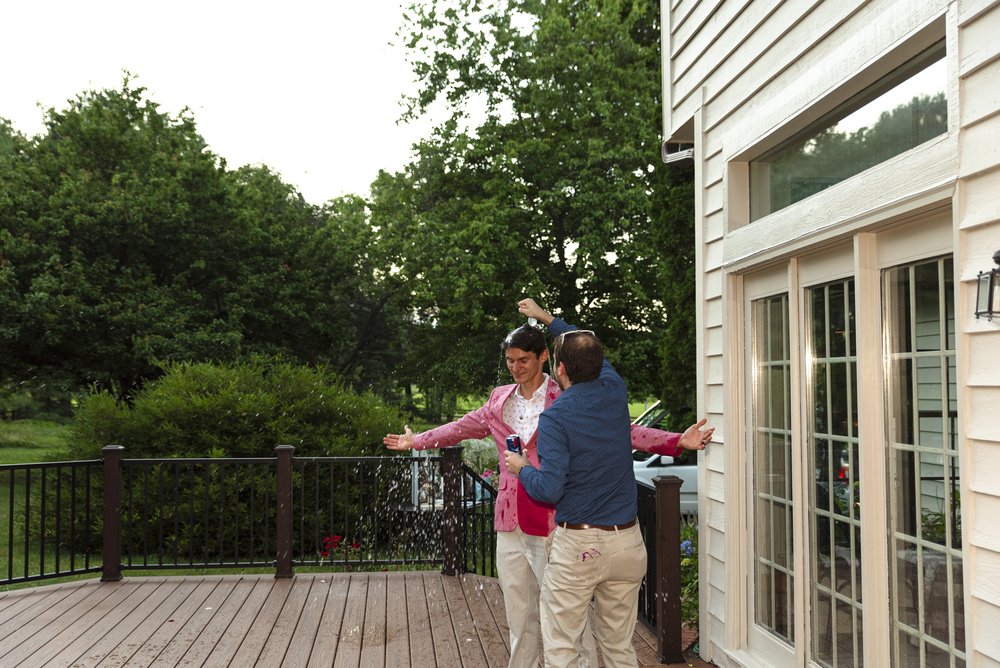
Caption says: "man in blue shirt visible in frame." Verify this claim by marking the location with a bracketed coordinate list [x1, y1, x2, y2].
[505, 298, 712, 667]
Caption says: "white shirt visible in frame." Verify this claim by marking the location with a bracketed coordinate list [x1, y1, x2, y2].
[502, 374, 550, 445]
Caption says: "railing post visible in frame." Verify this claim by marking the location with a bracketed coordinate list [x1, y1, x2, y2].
[101, 445, 124, 582]
[275, 445, 295, 578]
[654, 475, 684, 664]
[441, 446, 463, 576]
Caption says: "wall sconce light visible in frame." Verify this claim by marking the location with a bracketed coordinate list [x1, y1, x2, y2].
[975, 250, 1000, 321]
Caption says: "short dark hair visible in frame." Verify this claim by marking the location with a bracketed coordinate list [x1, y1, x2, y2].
[553, 331, 602, 383]
[501, 324, 547, 357]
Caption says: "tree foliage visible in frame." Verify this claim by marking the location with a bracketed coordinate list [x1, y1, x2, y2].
[375, 0, 696, 407]
[0, 78, 403, 404]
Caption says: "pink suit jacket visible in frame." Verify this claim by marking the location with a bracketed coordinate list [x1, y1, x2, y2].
[412, 376, 683, 536]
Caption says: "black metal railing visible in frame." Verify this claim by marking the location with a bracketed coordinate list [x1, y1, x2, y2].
[2, 448, 682, 664]
[1, 445, 497, 587]
[1, 460, 103, 585]
[119, 456, 278, 570]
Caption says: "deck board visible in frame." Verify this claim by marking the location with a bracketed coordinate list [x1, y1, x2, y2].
[404, 572, 436, 667]
[383, 573, 410, 668]
[332, 574, 368, 668]
[359, 573, 387, 668]
[96, 579, 202, 667]
[200, 577, 275, 667]
[0, 572, 710, 667]
[422, 573, 463, 667]
[459, 572, 509, 667]
[306, 575, 349, 667]
[175, 577, 258, 666]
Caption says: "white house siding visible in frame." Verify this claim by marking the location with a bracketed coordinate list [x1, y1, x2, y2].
[661, 0, 1000, 665]
[956, 1, 1000, 664]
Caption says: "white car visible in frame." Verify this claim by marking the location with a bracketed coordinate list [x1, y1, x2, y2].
[632, 401, 698, 516]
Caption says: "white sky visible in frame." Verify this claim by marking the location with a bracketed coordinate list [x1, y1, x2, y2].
[1, 0, 436, 205]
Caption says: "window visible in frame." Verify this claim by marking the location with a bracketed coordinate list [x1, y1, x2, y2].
[808, 278, 863, 668]
[749, 42, 947, 221]
[752, 293, 794, 642]
[884, 257, 963, 667]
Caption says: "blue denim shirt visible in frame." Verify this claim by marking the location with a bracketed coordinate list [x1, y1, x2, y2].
[518, 318, 638, 525]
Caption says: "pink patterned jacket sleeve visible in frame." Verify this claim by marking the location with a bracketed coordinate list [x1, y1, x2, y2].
[410, 405, 492, 450]
[629, 425, 682, 458]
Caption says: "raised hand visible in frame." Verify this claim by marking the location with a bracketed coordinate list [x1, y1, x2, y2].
[517, 298, 553, 325]
[383, 425, 416, 451]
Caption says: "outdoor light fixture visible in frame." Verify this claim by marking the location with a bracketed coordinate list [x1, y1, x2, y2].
[975, 249, 1000, 321]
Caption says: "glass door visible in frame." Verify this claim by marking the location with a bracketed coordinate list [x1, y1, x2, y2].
[884, 257, 964, 668]
[806, 278, 863, 668]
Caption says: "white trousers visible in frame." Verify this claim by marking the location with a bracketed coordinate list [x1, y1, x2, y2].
[497, 528, 598, 668]
[539, 523, 647, 668]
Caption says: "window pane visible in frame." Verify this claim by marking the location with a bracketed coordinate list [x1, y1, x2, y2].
[752, 293, 795, 643]
[808, 278, 862, 668]
[884, 256, 963, 666]
[750, 43, 946, 220]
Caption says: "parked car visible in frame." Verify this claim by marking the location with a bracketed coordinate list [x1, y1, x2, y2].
[632, 401, 698, 516]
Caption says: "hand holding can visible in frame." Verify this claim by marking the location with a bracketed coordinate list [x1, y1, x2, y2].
[505, 434, 522, 454]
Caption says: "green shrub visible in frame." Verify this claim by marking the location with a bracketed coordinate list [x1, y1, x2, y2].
[67, 357, 405, 459]
[680, 519, 699, 628]
[55, 358, 410, 561]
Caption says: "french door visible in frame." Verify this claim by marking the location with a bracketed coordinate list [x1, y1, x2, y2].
[740, 216, 964, 667]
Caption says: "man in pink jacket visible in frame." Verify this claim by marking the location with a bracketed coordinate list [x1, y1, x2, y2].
[384, 305, 712, 667]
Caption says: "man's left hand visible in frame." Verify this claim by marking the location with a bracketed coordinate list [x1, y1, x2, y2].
[504, 450, 528, 475]
[679, 418, 715, 451]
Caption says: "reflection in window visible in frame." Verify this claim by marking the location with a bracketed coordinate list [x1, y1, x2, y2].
[884, 257, 963, 667]
[808, 279, 863, 667]
[752, 294, 794, 643]
[750, 42, 947, 221]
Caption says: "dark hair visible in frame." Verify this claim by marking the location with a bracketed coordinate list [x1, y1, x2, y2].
[501, 324, 547, 356]
[553, 331, 603, 383]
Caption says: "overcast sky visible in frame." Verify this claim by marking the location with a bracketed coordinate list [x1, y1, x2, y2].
[1, 0, 436, 205]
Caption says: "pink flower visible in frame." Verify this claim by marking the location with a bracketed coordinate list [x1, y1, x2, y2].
[481, 469, 494, 479]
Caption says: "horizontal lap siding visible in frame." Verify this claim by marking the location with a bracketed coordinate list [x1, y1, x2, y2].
[957, 1, 1000, 664]
[666, 1, 960, 662]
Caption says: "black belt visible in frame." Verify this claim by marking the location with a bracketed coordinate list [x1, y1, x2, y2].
[557, 518, 637, 531]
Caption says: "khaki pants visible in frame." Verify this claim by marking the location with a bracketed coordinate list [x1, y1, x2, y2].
[497, 528, 598, 668]
[539, 523, 647, 668]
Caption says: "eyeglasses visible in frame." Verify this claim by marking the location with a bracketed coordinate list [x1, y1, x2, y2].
[557, 329, 595, 340]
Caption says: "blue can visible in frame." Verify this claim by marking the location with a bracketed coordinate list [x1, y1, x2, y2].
[505, 434, 522, 454]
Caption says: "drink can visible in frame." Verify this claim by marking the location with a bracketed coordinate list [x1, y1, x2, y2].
[505, 434, 522, 454]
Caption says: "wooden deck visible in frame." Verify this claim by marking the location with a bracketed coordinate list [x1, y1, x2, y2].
[0, 572, 710, 667]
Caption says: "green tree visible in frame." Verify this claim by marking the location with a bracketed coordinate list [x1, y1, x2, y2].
[0, 79, 242, 397]
[0, 78, 406, 403]
[373, 0, 695, 411]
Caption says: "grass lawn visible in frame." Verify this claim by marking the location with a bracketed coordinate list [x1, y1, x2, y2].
[0, 419, 71, 464]
[1, 419, 86, 590]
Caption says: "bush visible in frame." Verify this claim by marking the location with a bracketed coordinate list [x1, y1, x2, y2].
[55, 358, 409, 560]
[67, 357, 405, 459]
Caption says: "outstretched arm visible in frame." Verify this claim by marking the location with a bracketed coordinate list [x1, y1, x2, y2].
[630, 420, 715, 457]
[384, 405, 492, 452]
